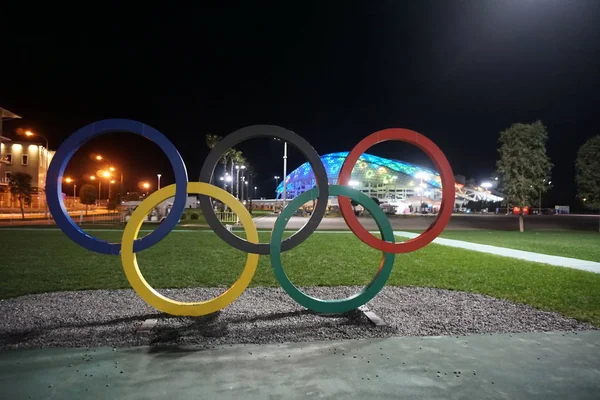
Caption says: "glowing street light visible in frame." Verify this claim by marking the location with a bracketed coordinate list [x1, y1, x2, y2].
[140, 182, 151, 197]
[63, 177, 77, 201]
[219, 175, 232, 190]
[94, 154, 124, 188]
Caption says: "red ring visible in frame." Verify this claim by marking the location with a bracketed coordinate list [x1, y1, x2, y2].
[338, 128, 455, 253]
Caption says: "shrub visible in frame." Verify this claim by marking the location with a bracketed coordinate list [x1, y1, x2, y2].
[180, 213, 187, 220]
[190, 212, 199, 220]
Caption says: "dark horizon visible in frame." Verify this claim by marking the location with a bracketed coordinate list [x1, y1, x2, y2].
[2, 1, 599, 208]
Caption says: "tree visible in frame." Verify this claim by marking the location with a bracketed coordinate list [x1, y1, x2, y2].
[496, 121, 553, 232]
[205, 134, 221, 150]
[575, 135, 600, 232]
[107, 185, 122, 211]
[205, 134, 224, 184]
[108, 183, 123, 204]
[8, 172, 33, 220]
[79, 184, 97, 215]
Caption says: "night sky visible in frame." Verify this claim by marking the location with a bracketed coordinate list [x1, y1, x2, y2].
[2, 1, 599, 207]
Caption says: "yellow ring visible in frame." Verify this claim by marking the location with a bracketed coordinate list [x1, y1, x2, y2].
[120, 182, 259, 316]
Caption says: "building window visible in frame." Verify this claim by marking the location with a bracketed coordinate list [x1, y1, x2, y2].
[4, 154, 11, 164]
[22, 154, 28, 165]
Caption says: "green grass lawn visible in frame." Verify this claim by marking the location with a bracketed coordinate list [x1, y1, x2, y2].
[1, 228, 599, 326]
[438, 231, 600, 262]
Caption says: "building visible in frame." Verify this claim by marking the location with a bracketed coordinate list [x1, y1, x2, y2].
[274, 152, 503, 213]
[0, 135, 10, 188]
[0, 107, 21, 190]
[0, 141, 55, 192]
[0, 107, 55, 209]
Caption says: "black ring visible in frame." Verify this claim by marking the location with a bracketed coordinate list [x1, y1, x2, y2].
[198, 125, 329, 255]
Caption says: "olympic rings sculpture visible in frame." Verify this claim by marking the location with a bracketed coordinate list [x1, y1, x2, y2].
[47, 120, 454, 316]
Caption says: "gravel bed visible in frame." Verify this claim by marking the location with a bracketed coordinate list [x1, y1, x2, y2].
[0, 286, 595, 350]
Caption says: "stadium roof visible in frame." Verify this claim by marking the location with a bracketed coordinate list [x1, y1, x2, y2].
[277, 151, 441, 193]
[276, 151, 504, 203]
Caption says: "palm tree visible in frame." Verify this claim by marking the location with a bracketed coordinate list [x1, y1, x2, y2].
[205, 134, 222, 149]
[205, 134, 222, 184]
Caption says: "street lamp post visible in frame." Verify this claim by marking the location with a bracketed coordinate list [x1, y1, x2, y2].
[539, 179, 552, 214]
[240, 176, 244, 202]
[272, 138, 288, 209]
[109, 179, 115, 200]
[99, 170, 112, 203]
[274, 175, 280, 196]
[64, 177, 77, 208]
[414, 171, 430, 213]
[89, 175, 101, 206]
[235, 165, 246, 199]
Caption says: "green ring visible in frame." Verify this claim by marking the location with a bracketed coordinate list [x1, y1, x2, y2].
[270, 185, 396, 313]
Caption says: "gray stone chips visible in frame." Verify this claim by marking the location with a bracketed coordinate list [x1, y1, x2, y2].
[0, 286, 594, 350]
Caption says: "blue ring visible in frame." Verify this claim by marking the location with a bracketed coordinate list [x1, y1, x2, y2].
[45, 119, 188, 255]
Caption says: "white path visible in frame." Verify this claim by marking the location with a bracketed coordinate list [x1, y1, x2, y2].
[394, 231, 600, 274]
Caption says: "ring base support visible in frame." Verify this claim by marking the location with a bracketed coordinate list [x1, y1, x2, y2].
[358, 305, 387, 326]
[136, 319, 157, 334]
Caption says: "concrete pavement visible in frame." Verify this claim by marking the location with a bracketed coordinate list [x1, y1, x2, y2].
[1, 331, 598, 399]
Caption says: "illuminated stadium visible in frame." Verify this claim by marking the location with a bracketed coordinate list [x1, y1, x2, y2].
[274, 152, 503, 213]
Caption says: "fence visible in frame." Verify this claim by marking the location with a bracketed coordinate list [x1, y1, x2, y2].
[0, 193, 91, 211]
[216, 211, 238, 224]
[0, 206, 124, 226]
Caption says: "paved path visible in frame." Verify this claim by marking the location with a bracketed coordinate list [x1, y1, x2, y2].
[394, 231, 600, 274]
[1, 331, 598, 399]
